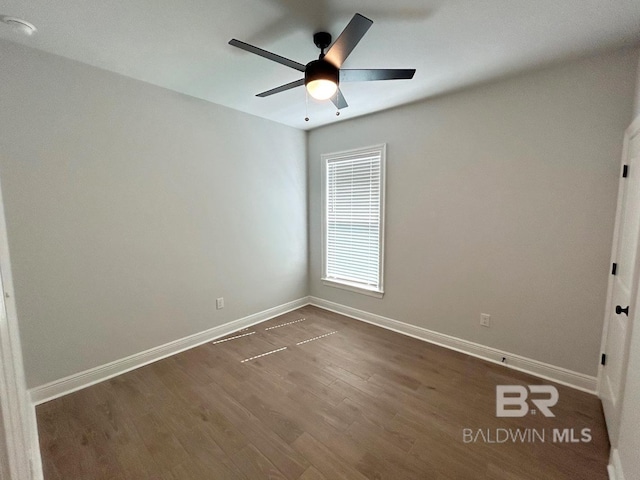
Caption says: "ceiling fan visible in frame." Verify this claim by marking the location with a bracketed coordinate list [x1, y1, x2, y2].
[229, 13, 416, 112]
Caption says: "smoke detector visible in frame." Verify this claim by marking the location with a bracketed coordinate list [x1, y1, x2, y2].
[0, 16, 37, 35]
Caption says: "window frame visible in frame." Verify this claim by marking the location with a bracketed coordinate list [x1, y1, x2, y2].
[321, 143, 386, 298]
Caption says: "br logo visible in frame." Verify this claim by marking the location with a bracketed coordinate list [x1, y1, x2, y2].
[496, 385, 559, 417]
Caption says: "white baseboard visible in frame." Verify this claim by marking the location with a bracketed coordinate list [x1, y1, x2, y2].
[309, 297, 597, 394]
[30, 295, 598, 405]
[29, 297, 310, 405]
[608, 448, 626, 480]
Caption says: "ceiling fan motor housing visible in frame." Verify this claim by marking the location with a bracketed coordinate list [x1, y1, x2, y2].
[305, 59, 339, 87]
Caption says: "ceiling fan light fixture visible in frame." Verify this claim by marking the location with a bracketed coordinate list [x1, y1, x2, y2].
[306, 79, 337, 100]
[305, 60, 339, 101]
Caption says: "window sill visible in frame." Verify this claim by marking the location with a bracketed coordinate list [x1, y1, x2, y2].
[321, 278, 384, 298]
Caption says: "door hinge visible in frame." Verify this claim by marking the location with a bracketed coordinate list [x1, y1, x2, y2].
[623, 165, 629, 178]
[601, 353, 607, 366]
[612, 263, 618, 275]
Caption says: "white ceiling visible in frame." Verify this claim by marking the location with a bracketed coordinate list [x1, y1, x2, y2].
[1, 0, 639, 130]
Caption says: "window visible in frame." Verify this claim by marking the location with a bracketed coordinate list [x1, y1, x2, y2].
[322, 144, 385, 297]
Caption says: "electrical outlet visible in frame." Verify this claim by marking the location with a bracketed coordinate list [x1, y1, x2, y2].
[216, 297, 224, 310]
[480, 313, 491, 327]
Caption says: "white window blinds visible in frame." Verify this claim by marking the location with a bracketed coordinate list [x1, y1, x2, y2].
[323, 145, 385, 295]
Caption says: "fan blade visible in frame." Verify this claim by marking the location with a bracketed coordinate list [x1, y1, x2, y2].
[330, 88, 348, 109]
[229, 39, 306, 72]
[324, 13, 373, 68]
[340, 69, 416, 82]
[257, 78, 305, 97]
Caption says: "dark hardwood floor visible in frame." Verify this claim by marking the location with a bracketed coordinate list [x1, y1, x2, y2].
[36, 305, 609, 479]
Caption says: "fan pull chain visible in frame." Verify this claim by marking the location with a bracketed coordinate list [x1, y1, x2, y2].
[305, 90, 310, 122]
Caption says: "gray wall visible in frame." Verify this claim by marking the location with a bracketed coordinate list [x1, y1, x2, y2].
[308, 48, 638, 376]
[0, 41, 308, 388]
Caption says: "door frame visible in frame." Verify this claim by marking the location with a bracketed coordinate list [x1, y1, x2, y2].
[598, 114, 640, 445]
[0, 175, 42, 479]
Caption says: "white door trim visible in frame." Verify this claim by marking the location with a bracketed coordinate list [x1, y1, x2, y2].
[0, 177, 42, 479]
[598, 114, 640, 445]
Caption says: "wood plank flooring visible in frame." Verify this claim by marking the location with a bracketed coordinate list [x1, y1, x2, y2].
[36, 306, 609, 479]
